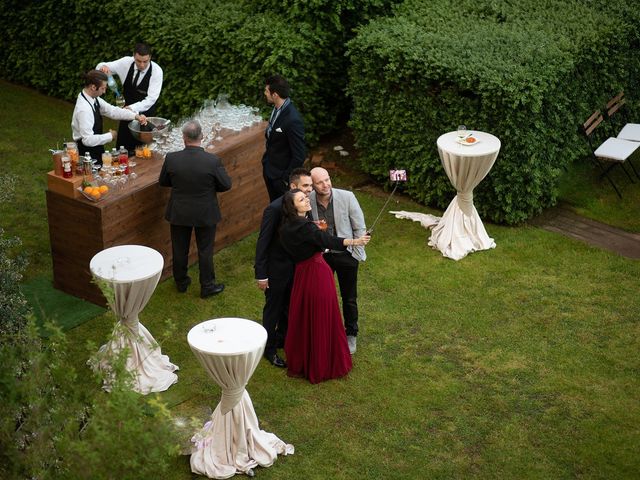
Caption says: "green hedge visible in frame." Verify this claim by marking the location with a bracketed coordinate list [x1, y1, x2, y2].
[0, 0, 395, 144]
[347, 0, 640, 224]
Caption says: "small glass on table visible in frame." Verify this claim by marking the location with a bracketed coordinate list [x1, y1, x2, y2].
[456, 125, 468, 142]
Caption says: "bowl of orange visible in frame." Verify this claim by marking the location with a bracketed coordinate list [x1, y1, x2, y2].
[78, 184, 110, 202]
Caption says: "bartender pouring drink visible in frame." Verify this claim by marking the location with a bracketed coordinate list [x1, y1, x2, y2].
[96, 43, 163, 154]
[71, 70, 147, 165]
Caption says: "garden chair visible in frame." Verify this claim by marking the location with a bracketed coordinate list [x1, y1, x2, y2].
[605, 91, 640, 142]
[581, 110, 639, 198]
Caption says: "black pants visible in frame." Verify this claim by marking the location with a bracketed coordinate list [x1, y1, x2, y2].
[263, 172, 288, 202]
[170, 224, 217, 289]
[262, 273, 293, 357]
[323, 251, 359, 336]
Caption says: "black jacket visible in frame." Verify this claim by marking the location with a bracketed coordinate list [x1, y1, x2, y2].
[279, 218, 346, 263]
[159, 146, 232, 226]
[262, 101, 305, 182]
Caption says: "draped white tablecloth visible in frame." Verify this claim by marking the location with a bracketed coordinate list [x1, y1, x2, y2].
[392, 131, 500, 260]
[90, 245, 178, 394]
[431, 131, 500, 260]
[188, 318, 294, 479]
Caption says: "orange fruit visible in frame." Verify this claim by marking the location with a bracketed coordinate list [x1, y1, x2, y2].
[98, 185, 109, 193]
[466, 137, 477, 143]
[90, 190, 101, 200]
[84, 186, 93, 194]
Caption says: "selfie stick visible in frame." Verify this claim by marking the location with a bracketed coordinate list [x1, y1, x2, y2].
[366, 181, 400, 235]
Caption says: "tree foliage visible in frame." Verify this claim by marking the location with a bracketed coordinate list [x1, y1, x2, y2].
[347, 0, 640, 223]
[0, 0, 396, 144]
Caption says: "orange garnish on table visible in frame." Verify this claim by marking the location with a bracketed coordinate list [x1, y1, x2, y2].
[466, 137, 477, 143]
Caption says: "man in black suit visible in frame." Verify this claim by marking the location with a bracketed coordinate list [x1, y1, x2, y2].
[254, 168, 313, 367]
[159, 120, 232, 298]
[262, 75, 306, 201]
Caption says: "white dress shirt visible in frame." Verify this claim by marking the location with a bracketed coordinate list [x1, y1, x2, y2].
[71, 92, 137, 147]
[96, 56, 163, 113]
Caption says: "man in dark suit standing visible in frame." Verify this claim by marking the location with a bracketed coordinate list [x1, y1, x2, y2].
[159, 120, 232, 298]
[254, 168, 313, 367]
[262, 75, 306, 201]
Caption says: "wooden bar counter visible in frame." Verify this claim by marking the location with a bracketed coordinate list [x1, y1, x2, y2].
[46, 122, 269, 306]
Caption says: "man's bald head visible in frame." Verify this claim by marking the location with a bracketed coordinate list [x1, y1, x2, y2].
[310, 167, 328, 182]
[310, 167, 332, 198]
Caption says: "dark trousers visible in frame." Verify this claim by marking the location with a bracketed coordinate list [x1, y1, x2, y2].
[263, 172, 288, 202]
[170, 224, 217, 289]
[262, 274, 293, 357]
[323, 251, 359, 336]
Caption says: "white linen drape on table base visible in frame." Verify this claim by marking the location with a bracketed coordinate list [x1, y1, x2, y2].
[189, 331, 293, 479]
[389, 131, 499, 260]
[429, 141, 498, 260]
[94, 270, 178, 394]
[190, 391, 294, 479]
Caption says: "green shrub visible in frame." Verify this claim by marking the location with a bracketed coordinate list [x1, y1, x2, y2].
[0, 319, 181, 479]
[0, 175, 30, 337]
[347, 0, 640, 223]
[0, 0, 396, 144]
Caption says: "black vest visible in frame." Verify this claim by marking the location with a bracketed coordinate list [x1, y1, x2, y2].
[123, 62, 157, 116]
[77, 93, 105, 162]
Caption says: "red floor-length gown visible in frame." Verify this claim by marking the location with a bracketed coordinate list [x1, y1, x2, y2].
[285, 252, 352, 383]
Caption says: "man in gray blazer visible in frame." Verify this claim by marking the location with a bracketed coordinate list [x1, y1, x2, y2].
[159, 120, 232, 298]
[310, 167, 367, 354]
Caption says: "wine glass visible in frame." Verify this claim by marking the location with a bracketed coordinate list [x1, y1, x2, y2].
[457, 125, 467, 141]
[214, 122, 223, 142]
[128, 160, 138, 182]
[115, 95, 125, 108]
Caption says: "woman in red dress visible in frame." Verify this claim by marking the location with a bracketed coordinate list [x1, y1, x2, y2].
[279, 189, 370, 383]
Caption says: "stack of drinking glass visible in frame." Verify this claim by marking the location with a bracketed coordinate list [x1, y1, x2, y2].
[150, 97, 263, 156]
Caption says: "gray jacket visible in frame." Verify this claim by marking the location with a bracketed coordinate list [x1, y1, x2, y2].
[310, 188, 367, 261]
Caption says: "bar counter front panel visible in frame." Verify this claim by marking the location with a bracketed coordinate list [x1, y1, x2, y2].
[46, 122, 269, 306]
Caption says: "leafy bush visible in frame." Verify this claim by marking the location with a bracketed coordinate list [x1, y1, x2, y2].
[0, 319, 181, 479]
[0, 175, 29, 337]
[0, 0, 395, 144]
[347, 0, 640, 223]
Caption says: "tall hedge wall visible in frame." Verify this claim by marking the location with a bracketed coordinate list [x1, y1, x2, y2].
[0, 0, 395, 144]
[347, 0, 640, 224]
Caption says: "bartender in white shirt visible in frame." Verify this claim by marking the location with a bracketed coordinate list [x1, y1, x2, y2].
[71, 70, 147, 165]
[96, 42, 163, 154]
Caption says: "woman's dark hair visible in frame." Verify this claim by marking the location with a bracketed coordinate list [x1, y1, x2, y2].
[281, 189, 304, 223]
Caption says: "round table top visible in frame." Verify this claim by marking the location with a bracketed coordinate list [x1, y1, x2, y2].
[187, 318, 267, 356]
[437, 131, 501, 157]
[90, 245, 164, 283]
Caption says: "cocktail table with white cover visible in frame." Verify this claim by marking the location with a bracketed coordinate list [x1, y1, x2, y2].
[188, 318, 293, 479]
[90, 245, 178, 394]
[429, 131, 501, 260]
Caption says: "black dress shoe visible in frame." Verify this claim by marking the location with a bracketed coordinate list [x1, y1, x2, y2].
[264, 353, 287, 368]
[176, 278, 191, 293]
[200, 283, 225, 298]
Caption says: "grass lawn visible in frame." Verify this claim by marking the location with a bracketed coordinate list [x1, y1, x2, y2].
[1, 79, 639, 479]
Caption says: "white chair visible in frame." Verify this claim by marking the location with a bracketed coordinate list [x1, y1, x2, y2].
[582, 110, 640, 198]
[606, 91, 640, 142]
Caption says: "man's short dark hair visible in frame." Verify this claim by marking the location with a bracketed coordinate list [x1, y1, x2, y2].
[289, 168, 311, 185]
[84, 69, 107, 88]
[182, 120, 203, 141]
[265, 74, 290, 99]
[134, 43, 152, 57]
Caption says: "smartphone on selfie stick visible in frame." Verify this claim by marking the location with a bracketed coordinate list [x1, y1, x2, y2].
[366, 170, 407, 236]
